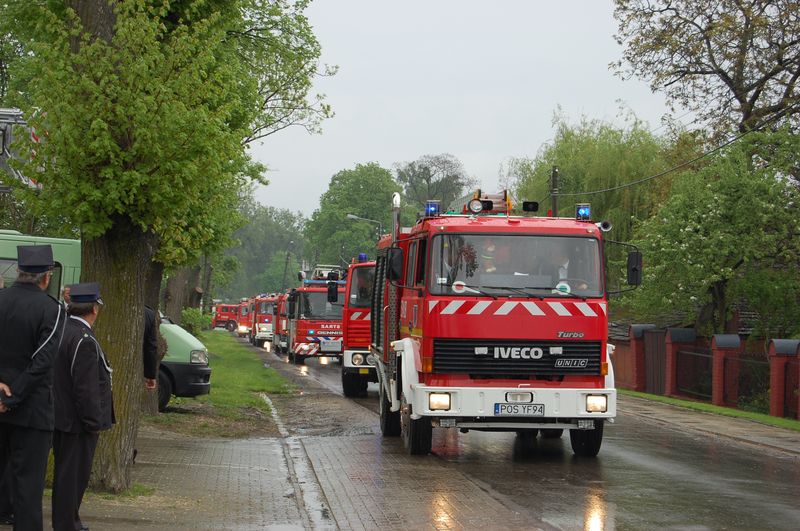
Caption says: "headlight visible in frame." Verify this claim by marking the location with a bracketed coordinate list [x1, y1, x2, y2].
[352, 353, 364, 365]
[586, 395, 607, 413]
[190, 349, 209, 364]
[429, 392, 451, 411]
[237, 325, 247, 332]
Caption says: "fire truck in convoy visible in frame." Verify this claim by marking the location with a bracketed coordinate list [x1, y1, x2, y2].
[235, 299, 252, 337]
[212, 303, 239, 331]
[369, 191, 642, 455]
[249, 293, 279, 348]
[284, 267, 346, 364]
[331, 255, 377, 397]
[271, 293, 290, 353]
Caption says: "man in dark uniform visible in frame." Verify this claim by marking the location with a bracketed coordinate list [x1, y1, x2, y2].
[0, 245, 67, 531]
[52, 283, 113, 531]
[143, 306, 158, 390]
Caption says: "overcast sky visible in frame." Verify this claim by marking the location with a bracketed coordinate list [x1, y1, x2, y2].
[250, 0, 672, 217]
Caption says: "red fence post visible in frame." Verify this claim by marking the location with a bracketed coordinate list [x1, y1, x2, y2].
[629, 324, 655, 392]
[769, 339, 800, 417]
[665, 328, 696, 397]
[712, 334, 741, 407]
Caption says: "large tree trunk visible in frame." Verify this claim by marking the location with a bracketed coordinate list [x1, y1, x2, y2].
[83, 217, 155, 492]
[163, 265, 202, 323]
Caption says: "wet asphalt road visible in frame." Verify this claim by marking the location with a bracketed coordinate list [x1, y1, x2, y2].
[263, 344, 800, 530]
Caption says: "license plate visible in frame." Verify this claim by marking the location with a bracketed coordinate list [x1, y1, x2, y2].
[319, 340, 341, 352]
[494, 403, 544, 416]
[358, 368, 370, 375]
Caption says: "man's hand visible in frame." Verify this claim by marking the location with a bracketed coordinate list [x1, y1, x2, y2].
[144, 378, 157, 390]
[0, 382, 11, 413]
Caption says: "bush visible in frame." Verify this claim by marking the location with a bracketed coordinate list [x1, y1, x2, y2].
[181, 307, 211, 336]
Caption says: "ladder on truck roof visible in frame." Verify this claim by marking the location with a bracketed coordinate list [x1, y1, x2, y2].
[0, 108, 39, 193]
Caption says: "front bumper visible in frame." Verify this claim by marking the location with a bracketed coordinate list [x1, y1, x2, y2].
[342, 349, 377, 380]
[255, 324, 273, 340]
[408, 384, 615, 428]
[163, 361, 212, 397]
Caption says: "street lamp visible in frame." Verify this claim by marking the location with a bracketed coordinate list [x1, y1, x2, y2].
[345, 214, 383, 238]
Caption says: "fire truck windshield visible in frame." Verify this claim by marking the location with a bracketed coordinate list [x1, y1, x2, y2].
[298, 291, 344, 319]
[259, 302, 274, 314]
[349, 267, 374, 308]
[430, 233, 603, 297]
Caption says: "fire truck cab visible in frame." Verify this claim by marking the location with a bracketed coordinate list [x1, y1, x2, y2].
[370, 191, 642, 455]
[333, 256, 377, 397]
[271, 292, 290, 353]
[249, 294, 278, 348]
[236, 299, 252, 337]
[285, 275, 346, 364]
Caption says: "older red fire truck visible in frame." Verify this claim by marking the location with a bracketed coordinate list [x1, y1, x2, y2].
[335, 256, 377, 397]
[212, 303, 239, 331]
[249, 293, 279, 348]
[286, 274, 346, 364]
[235, 299, 252, 337]
[369, 191, 641, 455]
[271, 292, 290, 353]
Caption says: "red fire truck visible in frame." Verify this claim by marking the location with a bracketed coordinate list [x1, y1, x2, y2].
[369, 191, 642, 455]
[271, 292, 290, 353]
[235, 299, 252, 337]
[212, 303, 240, 331]
[338, 256, 377, 397]
[286, 275, 346, 364]
[249, 293, 278, 348]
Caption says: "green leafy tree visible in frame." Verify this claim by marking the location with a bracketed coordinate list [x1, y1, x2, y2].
[395, 154, 477, 212]
[306, 163, 401, 264]
[511, 113, 694, 246]
[628, 130, 800, 335]
[613, 0, 800, 136]
[1, 0, 329, 491]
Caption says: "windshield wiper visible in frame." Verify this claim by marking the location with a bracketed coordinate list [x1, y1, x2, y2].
[481, 285, 542, 299]
[457, 284, 498, 300]
[523, 285, 590, 300]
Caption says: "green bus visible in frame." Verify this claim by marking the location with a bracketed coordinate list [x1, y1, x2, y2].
[0, 229, 211, 411]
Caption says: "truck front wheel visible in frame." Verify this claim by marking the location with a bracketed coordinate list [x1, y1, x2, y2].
[379, 381, 400, 437]
[569, 420, 604, 457]
[401, 394, 432, 455]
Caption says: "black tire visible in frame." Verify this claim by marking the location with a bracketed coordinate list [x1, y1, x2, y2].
[293, 353, 305, 365]
[540, 428, 564, 439]
[569, 421, 604, 457]
[379, 380, 401, 437]
[515, 429, 539, 451]
[400, 394, 432, 455]
[157, 370, 172, 412]
[226, 321, 235, 332]
[342, 370, 359, 398]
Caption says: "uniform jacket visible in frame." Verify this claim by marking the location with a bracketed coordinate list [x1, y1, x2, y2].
[53, 317, 114, 434]
[143, 307, 158, 380]
[0, 282, 66, 431]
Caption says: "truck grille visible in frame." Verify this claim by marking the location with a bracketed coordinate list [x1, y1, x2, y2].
[433, 339, 602, 376]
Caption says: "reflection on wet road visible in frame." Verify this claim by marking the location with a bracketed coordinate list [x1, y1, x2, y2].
[267, 346, 800, 530]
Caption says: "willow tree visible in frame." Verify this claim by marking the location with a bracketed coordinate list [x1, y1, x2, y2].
[2, 0, 329, 491]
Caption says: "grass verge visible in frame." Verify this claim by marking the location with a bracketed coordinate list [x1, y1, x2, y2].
[143, 329, 292, 437]
[619, 388, 800, 432]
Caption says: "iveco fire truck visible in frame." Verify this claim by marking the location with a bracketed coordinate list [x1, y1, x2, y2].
[271, 292, 289, 353]
[369, 191, 641, 455]
[333, 256, 377, 397]
[249, 293, 278, 348]
[285, 273, 346, 364]
[235, 299, 252, 337]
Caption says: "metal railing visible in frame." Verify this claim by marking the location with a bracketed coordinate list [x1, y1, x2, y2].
[676, 349, 712, 400]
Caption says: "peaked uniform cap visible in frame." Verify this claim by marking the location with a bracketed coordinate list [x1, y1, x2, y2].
[17, 245, 54, 273]
[69, 282, 103, 304]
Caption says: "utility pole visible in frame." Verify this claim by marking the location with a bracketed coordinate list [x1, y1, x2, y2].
[550, 166, 559, 217]
[280, 240, 294, 291]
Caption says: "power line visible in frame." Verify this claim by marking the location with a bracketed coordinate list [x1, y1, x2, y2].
[557, 102, 800, 198]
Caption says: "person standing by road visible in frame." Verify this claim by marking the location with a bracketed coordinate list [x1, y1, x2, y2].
[143, 306, 158, 391]
[52, 282, 114, 531]
[0, 245, 67, 531]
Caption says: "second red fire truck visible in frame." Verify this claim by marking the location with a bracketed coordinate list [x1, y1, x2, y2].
[369, 191, 642, 455]
[249, 293, 279, 348]
[285, 271, 346, 364]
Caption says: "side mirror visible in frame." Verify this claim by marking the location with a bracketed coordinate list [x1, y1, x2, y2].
[327, 281, 339, 303]
[386, 247, 404, 281]
[522, 201, 539, 212]
[287, 290, 297, 316]
[627, 251, 643, 286]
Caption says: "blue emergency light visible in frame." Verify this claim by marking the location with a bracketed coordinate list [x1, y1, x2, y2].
[576, 203, 591, 221]
[425, 200, 441, 217]
[358, 252, 368, 262]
